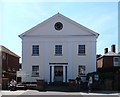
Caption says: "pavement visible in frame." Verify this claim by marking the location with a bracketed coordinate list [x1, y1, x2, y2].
[1, 90, 120, 97]
[1, 85, 120, 97]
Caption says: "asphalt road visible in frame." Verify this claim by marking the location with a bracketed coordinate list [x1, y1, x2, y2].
[1, 90, 120, 97]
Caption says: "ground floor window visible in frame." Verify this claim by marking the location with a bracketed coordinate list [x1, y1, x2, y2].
[78, 65, 85, 75]
[32, 65, 39, 77]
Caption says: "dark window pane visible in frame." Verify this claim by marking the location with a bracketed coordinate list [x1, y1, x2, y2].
[32, 66, 39, 77]
[78, 45, 85, 55]
[55, 45, 62, 56]
[32, 45, 39, 56]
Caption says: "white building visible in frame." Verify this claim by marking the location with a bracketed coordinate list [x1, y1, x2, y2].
[19, 13, 99, 83]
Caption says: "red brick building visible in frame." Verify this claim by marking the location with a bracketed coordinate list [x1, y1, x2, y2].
[0, 45, 20, 89]
[97, 45, 120, 90]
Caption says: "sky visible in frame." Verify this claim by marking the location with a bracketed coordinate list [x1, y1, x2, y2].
[1, 1, 118, 62]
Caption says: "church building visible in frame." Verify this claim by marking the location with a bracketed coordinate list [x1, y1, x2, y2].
[19, 13, 99, 83]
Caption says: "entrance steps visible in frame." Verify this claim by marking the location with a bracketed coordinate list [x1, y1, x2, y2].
[49, 82, 68, 86]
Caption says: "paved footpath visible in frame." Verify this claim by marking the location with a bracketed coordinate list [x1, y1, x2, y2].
[1, 90, 120, 97]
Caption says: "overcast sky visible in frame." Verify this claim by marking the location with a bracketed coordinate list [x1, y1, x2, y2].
[1, 2, 118, 61]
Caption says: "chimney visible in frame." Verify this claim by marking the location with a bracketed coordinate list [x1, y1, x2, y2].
[104, 48, 108, 54]
[111, 44, 116, 53]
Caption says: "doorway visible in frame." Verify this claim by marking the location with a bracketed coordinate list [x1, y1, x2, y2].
[50, 63, 67, 83]
[54, 66, 63, 82]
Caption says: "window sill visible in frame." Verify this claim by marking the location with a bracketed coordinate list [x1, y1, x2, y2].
[32, 54, 39, 56]
[78, 54, 86, 56]
[55, 54, 63, 56]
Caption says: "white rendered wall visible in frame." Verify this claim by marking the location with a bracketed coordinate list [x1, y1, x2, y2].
[21, 36, 97, 82]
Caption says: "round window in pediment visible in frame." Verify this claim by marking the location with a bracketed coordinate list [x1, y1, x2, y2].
[54, 22, 63, 31]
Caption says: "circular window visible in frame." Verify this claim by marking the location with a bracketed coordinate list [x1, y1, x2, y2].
[54, 22, 63, 31]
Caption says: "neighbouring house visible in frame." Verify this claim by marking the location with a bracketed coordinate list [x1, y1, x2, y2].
[97, 44, 120, 90]
[19, 13, 99, 83]
[0, 45, 20, 89]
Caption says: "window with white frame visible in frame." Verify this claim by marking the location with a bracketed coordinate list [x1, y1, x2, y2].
[55, 45, 62, 56]
[114, 57, 120, 66]
[32, 45, 39, 56]
[32, 65, 39, 77]
[78, 65, 85, 75]
[78, 45, 85, 55]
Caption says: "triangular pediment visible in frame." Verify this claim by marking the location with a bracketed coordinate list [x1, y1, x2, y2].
[19, 13, 99, 38]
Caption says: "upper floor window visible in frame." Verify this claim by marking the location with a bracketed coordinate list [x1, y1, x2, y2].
[78, 45, 85, 55]
[55, 45, 62, 56]
[114, 57, 120, 66]
[32, 45, 39, 56]
[32, 65, 39, 77]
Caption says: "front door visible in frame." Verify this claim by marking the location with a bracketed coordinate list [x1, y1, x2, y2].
[54, 66, 63, 82]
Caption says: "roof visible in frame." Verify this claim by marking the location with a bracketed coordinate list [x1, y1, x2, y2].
[104, 51, 120, 56]
[19, 13, 99, 38]
[0, 45, 20, 58]
[97, 51, 120, 60]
